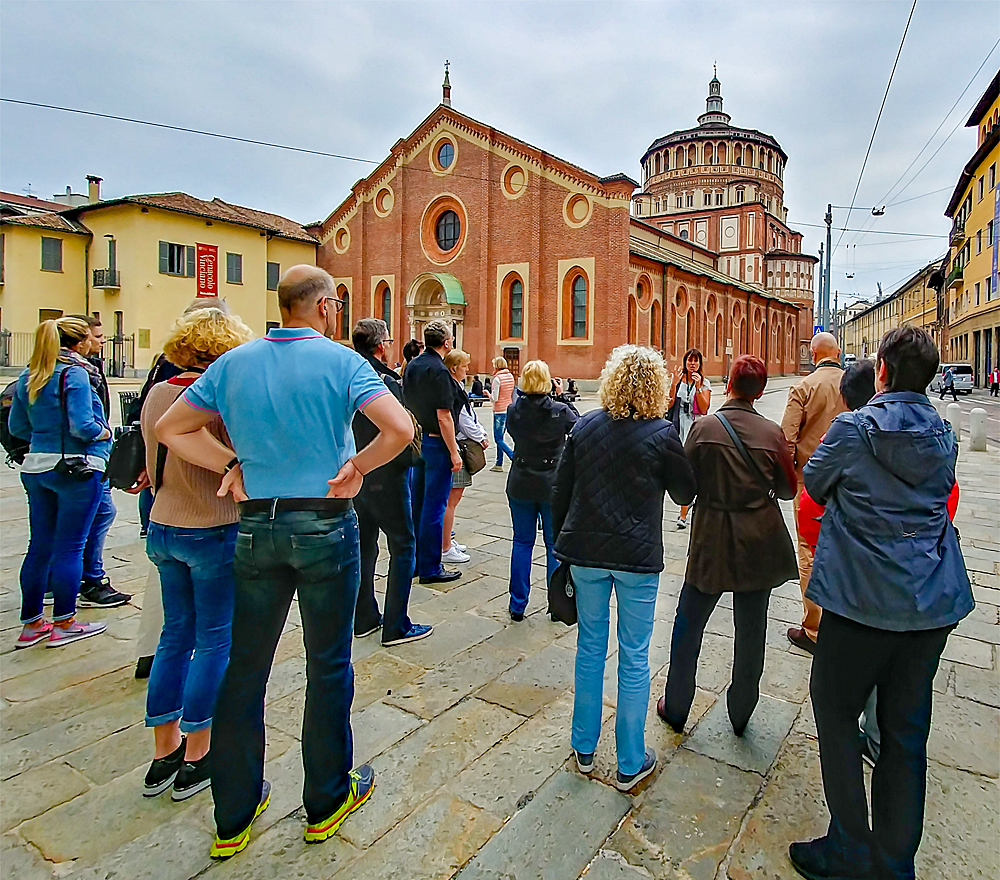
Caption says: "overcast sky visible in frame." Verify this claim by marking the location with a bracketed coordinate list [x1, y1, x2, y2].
[2, 1, 996, 308]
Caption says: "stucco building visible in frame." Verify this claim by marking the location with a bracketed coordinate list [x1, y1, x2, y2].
[317, 71, 809, 380]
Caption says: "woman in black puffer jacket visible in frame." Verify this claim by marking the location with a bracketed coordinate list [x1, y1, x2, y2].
[551, 345, 695, 793]
[505, 360, 577, 621]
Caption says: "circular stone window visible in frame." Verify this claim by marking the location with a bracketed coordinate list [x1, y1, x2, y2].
[435, 210, 460, 251]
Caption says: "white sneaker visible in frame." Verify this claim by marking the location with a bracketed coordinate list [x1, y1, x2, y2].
[441, 545, 471, 564]
[452, 541, 467, 552]
[676, 517, 687, 530]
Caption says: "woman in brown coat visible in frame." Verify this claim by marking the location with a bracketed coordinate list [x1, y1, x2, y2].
[658, 355, 797, 736]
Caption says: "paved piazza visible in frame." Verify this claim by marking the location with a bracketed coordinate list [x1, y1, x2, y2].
[1, 380, 997, 880]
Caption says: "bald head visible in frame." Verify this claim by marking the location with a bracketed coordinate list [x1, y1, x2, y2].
[810, 332, 840, 363]
[278, 265, 333, 315]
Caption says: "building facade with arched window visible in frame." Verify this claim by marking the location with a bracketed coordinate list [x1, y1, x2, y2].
[315, 72, 807, 380]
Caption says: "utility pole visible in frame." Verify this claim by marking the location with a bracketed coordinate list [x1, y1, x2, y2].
[823, 204, 833, 331]
[816, 242, 824, 333]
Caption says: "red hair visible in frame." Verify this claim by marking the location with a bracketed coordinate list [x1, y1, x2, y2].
[729, 355, 767, 400]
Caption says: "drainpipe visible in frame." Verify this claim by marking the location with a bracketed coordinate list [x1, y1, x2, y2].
[745, 291, 752, 353]
[84, 233, 91, 314]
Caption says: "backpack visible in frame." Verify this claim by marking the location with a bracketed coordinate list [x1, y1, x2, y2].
[1, 380, 29, 467]
[103, 424, 147, 489]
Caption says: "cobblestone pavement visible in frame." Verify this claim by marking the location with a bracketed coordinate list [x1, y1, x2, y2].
[2, 382, 997, 880]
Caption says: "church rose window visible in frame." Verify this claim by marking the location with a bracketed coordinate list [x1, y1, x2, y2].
[437, 141, 454, 169]
[436, 210, 460, 251]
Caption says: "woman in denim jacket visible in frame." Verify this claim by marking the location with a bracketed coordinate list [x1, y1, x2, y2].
[9, 317, 112, 648]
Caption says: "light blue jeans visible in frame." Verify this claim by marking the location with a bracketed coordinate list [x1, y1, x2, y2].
[571, 565, 658, 776]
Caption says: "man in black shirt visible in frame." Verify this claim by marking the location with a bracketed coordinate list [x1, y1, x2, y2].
[351, 319, 434, 645]
[403, 320, 462, 584]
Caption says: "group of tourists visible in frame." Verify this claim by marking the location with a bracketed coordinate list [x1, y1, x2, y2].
[9, 263, 974, 880]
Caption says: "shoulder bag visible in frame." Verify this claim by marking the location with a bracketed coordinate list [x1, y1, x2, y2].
[458, 437, 487, 475]
[547, 560, 577, 625]
[715, 412, 777, 505]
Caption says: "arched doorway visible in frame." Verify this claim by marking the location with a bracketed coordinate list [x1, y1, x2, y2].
[406, 272, 467, 349]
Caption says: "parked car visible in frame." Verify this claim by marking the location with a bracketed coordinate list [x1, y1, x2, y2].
[844, 354, 858, 367]
[928, 363, 974, 394]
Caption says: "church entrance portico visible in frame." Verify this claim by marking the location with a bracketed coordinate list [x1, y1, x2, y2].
[406, 272, 467, 349]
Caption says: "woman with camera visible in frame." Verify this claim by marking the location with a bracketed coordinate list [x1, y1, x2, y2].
[668, 348, 711, 529]
[138, 308, 253, 800]
[10, 317, 113, 648]
[505, 360, 577, 621]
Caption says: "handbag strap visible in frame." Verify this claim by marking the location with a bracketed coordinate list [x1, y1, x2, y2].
[58, 367, 69, 460]
[715, 412, 776, 504]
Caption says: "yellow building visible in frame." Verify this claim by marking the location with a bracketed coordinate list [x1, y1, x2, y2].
[841, 260, 942, 359]
[943, 70, 999, 384]
[1, 182, 317, 375]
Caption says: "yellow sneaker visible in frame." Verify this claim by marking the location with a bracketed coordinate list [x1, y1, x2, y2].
[303, 765, 375, 843]
[209, 780, 271, 859]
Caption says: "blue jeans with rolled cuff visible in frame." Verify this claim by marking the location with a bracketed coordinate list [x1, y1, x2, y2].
[507, 497, 555, 616]
[144, 523, 237, 733]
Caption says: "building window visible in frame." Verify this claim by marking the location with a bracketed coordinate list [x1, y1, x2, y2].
[989, 220, 995, 247]
[504, 276, 523, 339]
[979, 177, 985, 201]
[703, 191, 711, 206]
[436, 210, 460, 251]
[651, 300, 662, 349]
[978, 230, 983, 254]
[266, 261, 280, 291]
[990, 163, 996, 190]
[437, 141, 454, 169]
[381, 284, 392, 329]
[736, 187, 745, 204]
[715, 191, 723, 205]
[41, 237, 62, 272]
[686, 194, 694, 207]
[338, 287, 351, 340]
[562, 273, 589, 339]
[226, 252, 242, 284]
[159, 241, 194, 276]
[676, 195, 683, 208]
[975, 282, 981, 305]
[679, 229, 689, 240]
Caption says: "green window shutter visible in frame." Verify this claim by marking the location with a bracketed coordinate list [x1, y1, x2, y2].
[159, 241, 169, 274]
[185, 246, 195, 277]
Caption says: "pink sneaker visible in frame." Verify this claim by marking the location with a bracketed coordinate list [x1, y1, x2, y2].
[47, 620, 107, 648]
[16, 621, 53, 649]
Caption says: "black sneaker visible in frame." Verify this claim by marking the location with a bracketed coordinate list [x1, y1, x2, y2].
[172, 752, 211, 801]
[615, 747, 656, 791]
[79, 578, 131, 608]
[143, 739, 186, 797]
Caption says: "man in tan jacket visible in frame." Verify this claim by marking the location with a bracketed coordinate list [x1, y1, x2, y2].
[780, 332, 847, 653]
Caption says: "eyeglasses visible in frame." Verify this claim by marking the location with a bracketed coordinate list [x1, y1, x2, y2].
[323, 296, 345, 313]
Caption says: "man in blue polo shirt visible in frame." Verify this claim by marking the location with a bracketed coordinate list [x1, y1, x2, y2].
[156, 265, 412, 860]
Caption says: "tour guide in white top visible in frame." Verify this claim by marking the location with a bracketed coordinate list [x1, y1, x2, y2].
[156, 266, 413, 860]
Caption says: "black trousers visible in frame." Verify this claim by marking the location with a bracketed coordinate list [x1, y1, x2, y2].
[662, 582, 771, 733]
[811, 612, 953, 880]
[938, 385, 958, 401]
[354, 469, 416, 641]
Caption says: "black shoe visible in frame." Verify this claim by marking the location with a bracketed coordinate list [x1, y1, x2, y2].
[79, 578, 131, 608]
[135, 656, 154, 680]
[355, 618, 382, 638]
[788, 837, 872, 880]
[786, 627, 816, 655]
[859, 733, 878, 769]
[172, 752, 211, 801]
[419, 568, 462, 585]
[615, 747, 656, 791]
[656, 697, 685, 734]
[143, 739, 186, 797]
[509, 609, 525, 622]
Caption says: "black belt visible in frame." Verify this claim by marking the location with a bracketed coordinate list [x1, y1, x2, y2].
[240, 498, 353, 518]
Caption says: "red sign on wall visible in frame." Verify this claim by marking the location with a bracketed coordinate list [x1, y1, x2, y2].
[196, 243, 218, 296]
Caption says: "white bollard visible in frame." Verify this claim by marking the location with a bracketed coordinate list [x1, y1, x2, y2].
[970, 408, 988, 451]
[946, 403, 963, 443]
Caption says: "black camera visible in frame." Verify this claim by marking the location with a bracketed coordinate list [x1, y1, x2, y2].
[55, 456, 95, 482]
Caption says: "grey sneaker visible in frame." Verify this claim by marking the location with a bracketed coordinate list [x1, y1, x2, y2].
[615, 748, 656, 791]
[575, 751, 594, 774]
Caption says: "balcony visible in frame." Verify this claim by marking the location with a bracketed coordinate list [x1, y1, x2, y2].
[945, 264, 964, 289]
[949, 220, 965, 247]
[93, 268, 120, 289]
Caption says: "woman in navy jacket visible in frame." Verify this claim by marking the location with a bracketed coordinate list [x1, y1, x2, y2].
[790, 326, 974, 880]
[10, 317, 112, 649]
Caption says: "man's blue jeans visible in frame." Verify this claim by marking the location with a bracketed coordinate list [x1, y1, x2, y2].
[20, 470, 102, 623]
[570, 565, 658, 776]
[507, 497, 555, 616]
[493, 413, 514, 466]
[82, 481, 116, 582]
[211, 508, 360, 839]
[144, 523, 237, 733]
[415, 436, 453, 577]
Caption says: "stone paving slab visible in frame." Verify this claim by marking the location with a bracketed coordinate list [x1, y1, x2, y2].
[455, 770, 629, 880]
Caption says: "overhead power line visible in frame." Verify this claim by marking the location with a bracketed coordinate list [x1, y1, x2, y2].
[834, 0, 918, 256]
[795, 221, 942, 238]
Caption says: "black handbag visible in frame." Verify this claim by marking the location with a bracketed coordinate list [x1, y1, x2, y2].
[103, 424, 146, 489]
[547, 561, 577, 626]
[458, 438, 487, 475]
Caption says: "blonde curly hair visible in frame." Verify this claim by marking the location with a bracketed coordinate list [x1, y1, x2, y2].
[162, 308, 254, 369]
[598, 345, 669, 420]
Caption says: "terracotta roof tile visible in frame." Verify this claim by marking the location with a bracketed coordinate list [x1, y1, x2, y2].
[1, 212, 89, 234]
[0, 192, 70, 212]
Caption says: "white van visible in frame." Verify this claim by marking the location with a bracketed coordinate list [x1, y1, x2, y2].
[928, 363, 974, 394]
[844, 354, 858, 367]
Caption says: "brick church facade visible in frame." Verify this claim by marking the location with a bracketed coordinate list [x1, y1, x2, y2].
[315, 71, 813, 380]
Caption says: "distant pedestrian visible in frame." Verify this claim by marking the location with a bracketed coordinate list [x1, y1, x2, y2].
[490, 357, 516, 471]
[780, 331, 847, 654]
[667, 348, 711, 528]
[470, 374, 485, 398]
[552, 345, 695, 792]
[400, 338, 423, 375]
[505, 360, 577, 621]
[351, 318, 433, 647]
[139, 307, 253, 801]
[939, 364, 957, 401]
[157, 265, 413, 859]
[988, 366, 998, 397]
[10, 317, 112, 649]
[659, 356, 797, 736]
[789, 326, 974, 880]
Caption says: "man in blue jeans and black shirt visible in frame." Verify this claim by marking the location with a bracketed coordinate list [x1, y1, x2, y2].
[403, 319, 463, 585]
[156, 265, 413, 859]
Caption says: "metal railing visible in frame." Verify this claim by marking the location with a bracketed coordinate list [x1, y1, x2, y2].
[101, 334, 135, 378]
[93, 268, 121, 288]
[945, 264, 964, 289]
